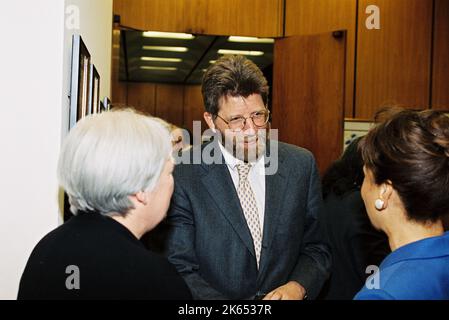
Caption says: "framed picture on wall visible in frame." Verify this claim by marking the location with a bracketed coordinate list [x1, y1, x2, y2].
[66, 35, 92, 222]
[89, 64, 100, 114]
[343, 119, 374, 149]
[69, 35, 91, 129]
[99, 101, 106, 113]
[103, 97, 111, 111]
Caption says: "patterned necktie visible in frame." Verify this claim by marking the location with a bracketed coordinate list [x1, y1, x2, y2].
[236, 163, 262, 268]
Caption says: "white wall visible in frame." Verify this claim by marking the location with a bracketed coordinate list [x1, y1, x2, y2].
[0, 0, 112, 299]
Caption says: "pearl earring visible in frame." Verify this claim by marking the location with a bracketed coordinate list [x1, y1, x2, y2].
[375, 199, 384, 210]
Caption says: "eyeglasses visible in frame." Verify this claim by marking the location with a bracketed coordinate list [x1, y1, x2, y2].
[215, 109, 270, 131]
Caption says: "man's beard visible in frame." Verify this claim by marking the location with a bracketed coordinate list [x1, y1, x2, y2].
[220, 129, 268, 163]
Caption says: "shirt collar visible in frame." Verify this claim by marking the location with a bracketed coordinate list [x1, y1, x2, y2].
[219, 142, 242, 171]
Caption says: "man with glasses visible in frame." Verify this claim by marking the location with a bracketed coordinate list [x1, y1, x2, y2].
[166, 55, 331, 300]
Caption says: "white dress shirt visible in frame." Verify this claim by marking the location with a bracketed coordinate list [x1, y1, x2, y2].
[219, 143, 266, 234]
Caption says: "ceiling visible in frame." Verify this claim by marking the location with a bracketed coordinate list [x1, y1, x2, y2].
[119, 31, 274, 84]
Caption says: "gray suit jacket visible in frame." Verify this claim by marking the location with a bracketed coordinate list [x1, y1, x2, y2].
[166, 140, 331, 299]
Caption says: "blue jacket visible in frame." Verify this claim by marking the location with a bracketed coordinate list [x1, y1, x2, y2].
[354, 232, 449, 300]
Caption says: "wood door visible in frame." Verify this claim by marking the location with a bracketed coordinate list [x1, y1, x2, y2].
[355, 0, 433, 119]
[432, 0, 449, 111]
[285, 0, 357, 118]
[272, 31, 346, 174]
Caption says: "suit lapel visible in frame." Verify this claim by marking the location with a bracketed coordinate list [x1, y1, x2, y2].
[199, 140, 289, 266]
[259, 142, 288, 275]
[201, 147, 256, 258]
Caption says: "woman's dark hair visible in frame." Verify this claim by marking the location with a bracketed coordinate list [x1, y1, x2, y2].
[360, 108, 449, 223]
[322, 137, 364, 198]
[202, 55, 269, 115]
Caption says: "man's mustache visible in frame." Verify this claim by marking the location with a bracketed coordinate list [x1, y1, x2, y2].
[236, 135, 258, 143]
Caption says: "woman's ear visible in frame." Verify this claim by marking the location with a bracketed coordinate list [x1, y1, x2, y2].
[379, 181, 394, 208]
[134, 191, 148, 206]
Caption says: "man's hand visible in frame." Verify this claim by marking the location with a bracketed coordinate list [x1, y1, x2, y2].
[263, 281, 307, 300]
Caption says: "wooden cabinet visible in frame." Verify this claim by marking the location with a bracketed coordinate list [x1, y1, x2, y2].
[355, 0, 433, 119]
[285, 0, 357, 118]
[432, 0, 449, 111]
[113, 0, 284, 37]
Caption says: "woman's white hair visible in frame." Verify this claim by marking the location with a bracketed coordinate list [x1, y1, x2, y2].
[58, 108, 172, 216]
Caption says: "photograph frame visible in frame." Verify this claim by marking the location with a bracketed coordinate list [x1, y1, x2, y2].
[89, 64, 100, 115]
[103, 97, 111, 111]
[343, 118, 374, 149]
[99, 101, 106, 113]
[69, 35, 91, 129]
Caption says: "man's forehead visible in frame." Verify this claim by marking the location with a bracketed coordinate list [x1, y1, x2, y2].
[220, 95, 246, 105]
[219, 94, 264, 110]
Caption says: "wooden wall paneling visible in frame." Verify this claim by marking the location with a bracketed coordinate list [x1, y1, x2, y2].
[355, 0, 433, 119]
[285, 0, 357, 117]
[272, 32, 346, 174]
[113, 0, 185, 32]
[155, 84, 184, 127]
[111, 79, 128, 105]
[127, 83, 156, 115]
[432, 0, 449, 111]
[111, 28, 128, 105]
[113, 0, 284, 37]
[183, 85, 207, 139]
[201, 0, 284, 36]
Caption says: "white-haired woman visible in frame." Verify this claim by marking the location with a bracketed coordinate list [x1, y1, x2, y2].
[18, 109, 192, 300]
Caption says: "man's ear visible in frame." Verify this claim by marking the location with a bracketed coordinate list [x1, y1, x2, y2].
[204, 112, 216, 132]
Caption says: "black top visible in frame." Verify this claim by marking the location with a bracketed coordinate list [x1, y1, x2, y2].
[18, 212, 192, 300]
[319, 190, 390, 300]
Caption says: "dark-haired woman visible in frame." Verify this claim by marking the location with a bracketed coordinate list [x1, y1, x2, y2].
[355, 109, 449, 300]
[320, 138, 389, 300]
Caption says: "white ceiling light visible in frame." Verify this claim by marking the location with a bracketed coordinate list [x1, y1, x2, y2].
[143, 31, 195, 40]
[228, 36, 274, 43]
[142, 45, 188, 52]
[140, 66, 178, 71]
[217, 49, 264, 56]
[140, 57, 182, 63]
[209, 60, 216, 64]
